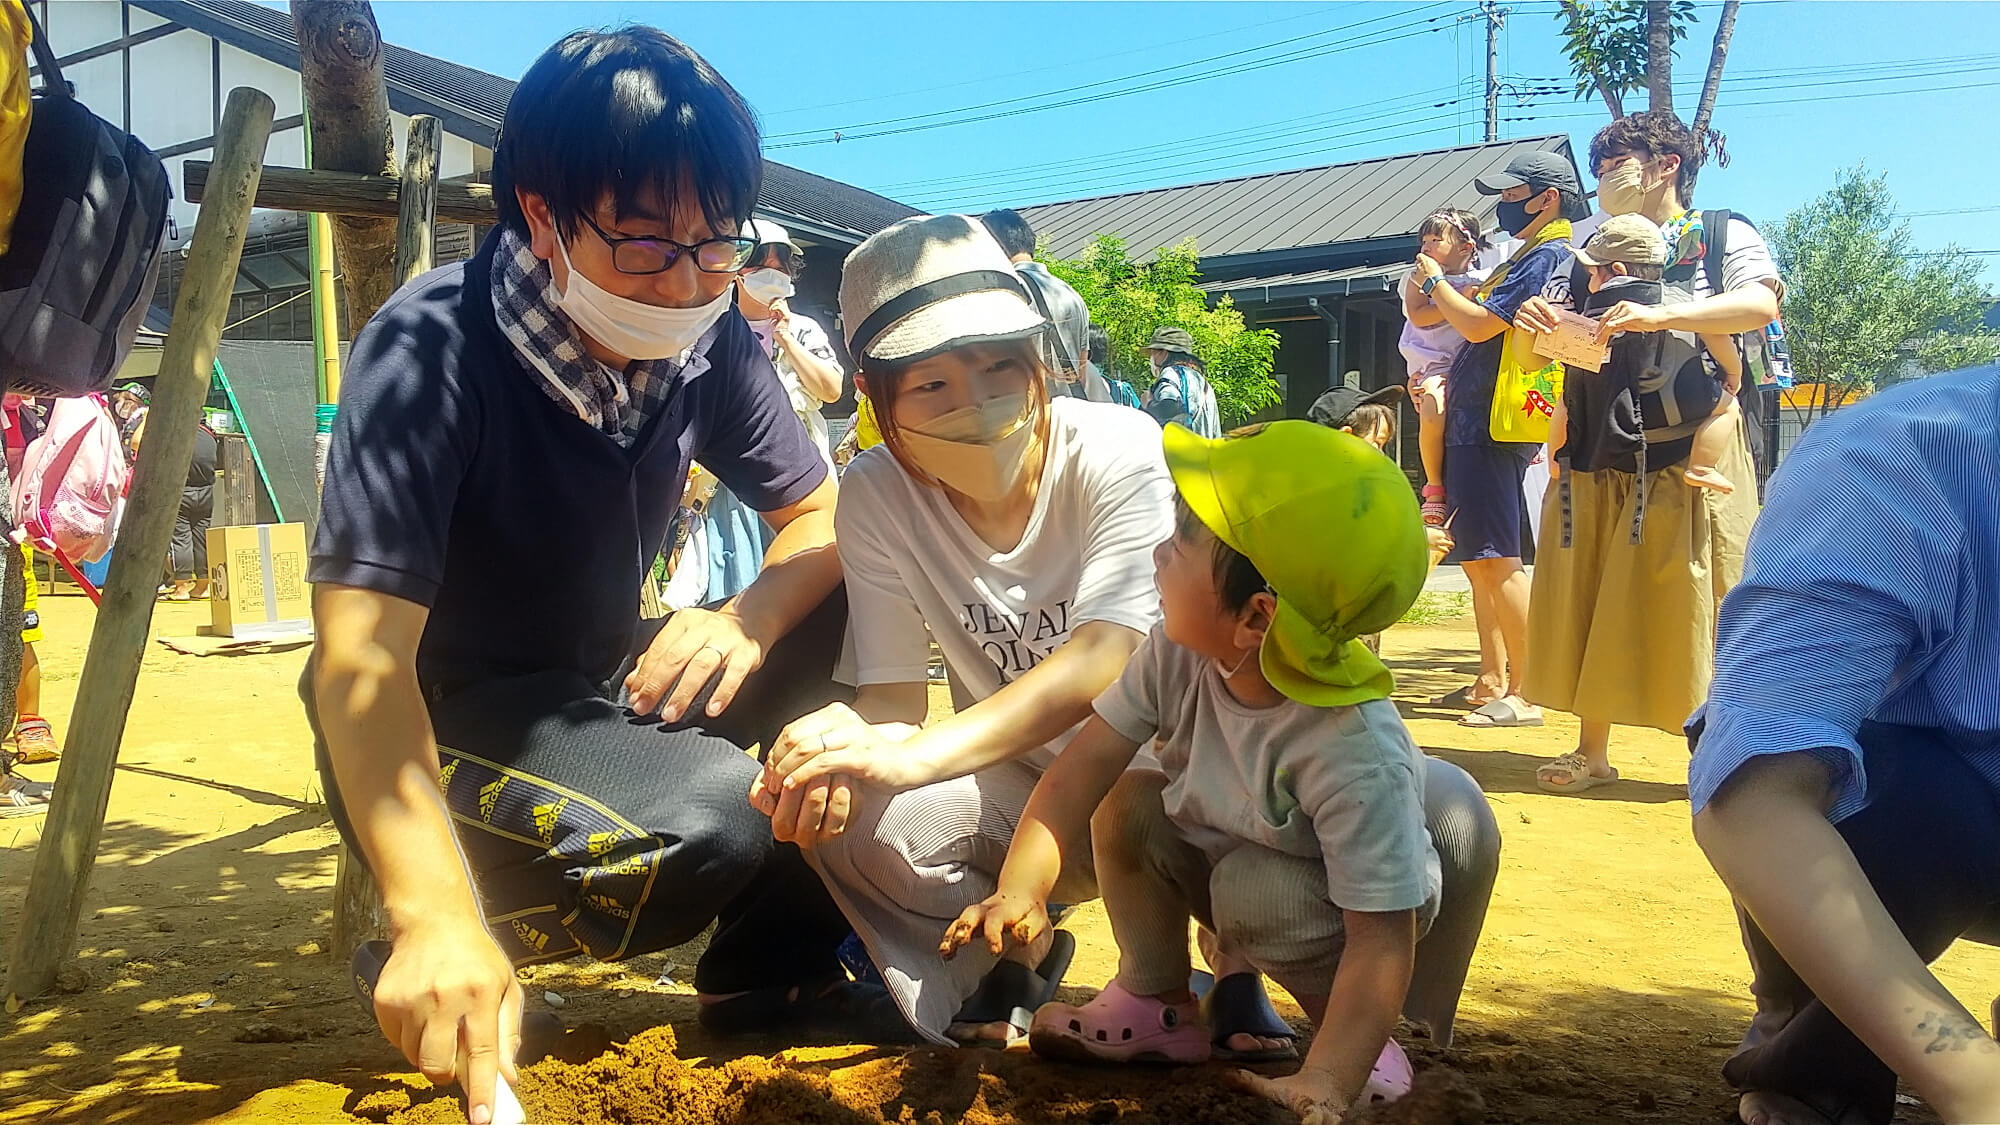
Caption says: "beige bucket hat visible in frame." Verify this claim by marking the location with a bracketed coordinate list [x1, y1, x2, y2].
[838, 214, 1045, 366]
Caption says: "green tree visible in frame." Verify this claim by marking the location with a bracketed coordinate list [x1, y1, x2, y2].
[1554, 0, 1738, 145]
[1041, 234, 1280, 424]
[1769, 166, 2000, 421]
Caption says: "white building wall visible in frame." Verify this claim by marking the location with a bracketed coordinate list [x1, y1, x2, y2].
[36, 2, 490, 237]
[128, 31, 215, 143]
[36, 0, 123, 51]
[217, 41, 303, 119]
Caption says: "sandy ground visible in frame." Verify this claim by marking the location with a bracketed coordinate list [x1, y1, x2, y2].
[2, 591, 1995, 1124]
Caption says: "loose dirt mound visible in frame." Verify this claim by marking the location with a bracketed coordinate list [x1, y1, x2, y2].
[370, 1026, 1485, 1125]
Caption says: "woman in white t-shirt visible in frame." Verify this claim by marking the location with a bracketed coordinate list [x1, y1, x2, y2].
[735, 219, 845, 467]
[748, 215, 1291, 1053]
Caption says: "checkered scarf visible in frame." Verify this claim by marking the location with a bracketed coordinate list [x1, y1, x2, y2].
[489, 227, 682, 446]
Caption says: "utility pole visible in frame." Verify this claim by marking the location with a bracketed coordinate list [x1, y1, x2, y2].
[1482, 0, 1504, 142]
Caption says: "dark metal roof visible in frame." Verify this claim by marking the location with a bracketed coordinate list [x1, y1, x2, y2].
[131, 0, 921, 242]
[1019, 135, 1578, 262]
[1200, 261, 1407, 306]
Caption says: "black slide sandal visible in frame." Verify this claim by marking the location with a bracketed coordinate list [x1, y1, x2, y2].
[1192, 970, 1300, 1063]
[949, 930, 1077, 1048]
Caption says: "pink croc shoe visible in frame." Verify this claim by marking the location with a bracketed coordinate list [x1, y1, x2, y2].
[1029, 980, 1211, 1065]
[1357, 1038, 1415, 1107]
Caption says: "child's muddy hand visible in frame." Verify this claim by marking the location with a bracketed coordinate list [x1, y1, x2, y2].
[1226, 1068, 1345, 1124]
[941, 894, 1048, 960]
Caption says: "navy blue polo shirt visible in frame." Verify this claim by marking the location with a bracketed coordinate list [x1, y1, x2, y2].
[1443, 239, 1568, 449]
[308, 232, 827, 696]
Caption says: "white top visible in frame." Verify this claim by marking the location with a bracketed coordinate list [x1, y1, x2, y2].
[837, 398, 1174, 767]
[745, 310, 842, 469]
[1095, 626, 1443, 918]
[1692, 217, 1785, 301]
[1397, 271, 1478, 383]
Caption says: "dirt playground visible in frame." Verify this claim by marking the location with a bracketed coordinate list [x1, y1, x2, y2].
[3, 591, 1994, 1124]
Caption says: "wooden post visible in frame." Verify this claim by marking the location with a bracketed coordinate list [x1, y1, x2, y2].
[394, 115, 441, 285]
[292, 0, 399, 329]
[328, 114, 444, 963]
[215, 432, 258, 527]
[4, 88, 277, 1010]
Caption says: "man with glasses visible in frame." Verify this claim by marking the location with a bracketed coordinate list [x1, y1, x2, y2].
[304, 28, 858, 1121]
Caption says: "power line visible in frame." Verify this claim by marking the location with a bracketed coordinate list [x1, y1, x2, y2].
[894, 61, 2000, 210]
[952, 70, 2000, 212]
[1504, 76, 2000, 130]
[917, 104, 1478, 212]
[870, 81, 1467, 196]
[910, 106, 1473, 212]
[869, 46, 2000, 207]
[764, 4, 1459, 149]
[757, 4, 1351, 119]
[765, 3, 1445, 140]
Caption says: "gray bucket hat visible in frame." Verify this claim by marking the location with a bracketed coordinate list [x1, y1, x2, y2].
[1142, 326, 1196, 353]
[838, 214, 1045, 365]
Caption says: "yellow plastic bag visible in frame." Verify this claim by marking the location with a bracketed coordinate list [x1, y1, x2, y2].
[0, 0, 31, 257]
[1488, 325, 1563, 444]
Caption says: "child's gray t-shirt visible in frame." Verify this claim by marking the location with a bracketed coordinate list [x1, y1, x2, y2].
[1094, 626, 1443, 919]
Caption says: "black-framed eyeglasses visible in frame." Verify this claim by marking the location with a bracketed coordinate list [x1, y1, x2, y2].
[576, 212, 759, 275]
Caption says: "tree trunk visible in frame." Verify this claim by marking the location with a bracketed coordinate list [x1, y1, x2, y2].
[1598, 81, 1625, 120]
[1691, 0, 1740, 139]
[291, 0, 398, 330]
[1645, 0, 1675, 114]
[291, 0, 399, 962]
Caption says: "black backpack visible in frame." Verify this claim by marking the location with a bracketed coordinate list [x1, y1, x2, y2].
[1573, 210, 1787, 482]
[1556, 280, 1718, 546]
[0, 5, 171, 397]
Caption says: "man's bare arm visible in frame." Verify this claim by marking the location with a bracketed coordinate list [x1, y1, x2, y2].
[312, 584, 522, 1124]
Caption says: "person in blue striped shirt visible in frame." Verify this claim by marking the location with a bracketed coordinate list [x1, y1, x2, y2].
[1688, 363, 2000, 1125]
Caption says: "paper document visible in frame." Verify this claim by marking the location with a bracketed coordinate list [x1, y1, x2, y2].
[1534, 311, 1612, 372]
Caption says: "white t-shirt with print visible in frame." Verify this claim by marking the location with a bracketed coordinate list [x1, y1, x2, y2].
[1094, 626, 1443, 920]
[836, 398, 1174, 767]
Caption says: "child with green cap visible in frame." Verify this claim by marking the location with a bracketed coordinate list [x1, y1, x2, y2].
[940, 420, 1440, 1123]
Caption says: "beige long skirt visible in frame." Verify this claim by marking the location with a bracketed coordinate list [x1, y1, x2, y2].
[1523, 425, 1760, 734]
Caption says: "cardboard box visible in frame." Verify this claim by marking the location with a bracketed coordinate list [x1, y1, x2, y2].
[208, 523, 310, 638]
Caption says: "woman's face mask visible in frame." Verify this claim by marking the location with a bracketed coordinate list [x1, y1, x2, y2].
[739, 267, 795, 306]
[1596, 155, 1671, 216]
[897, 393, 1038, 501]
[554, 238, 732, 360]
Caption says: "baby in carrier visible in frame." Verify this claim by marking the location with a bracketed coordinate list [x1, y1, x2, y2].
[1553, 213, 1743, 495]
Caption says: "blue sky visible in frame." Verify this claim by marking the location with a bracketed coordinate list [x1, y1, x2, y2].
[365, 1, 2000, 283]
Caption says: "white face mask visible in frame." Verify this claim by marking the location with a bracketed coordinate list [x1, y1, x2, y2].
[1212, 643, 1260, 681]
[554, 239, 731, 361]
[739, 268, 795, 306]
[897, 393, 1038, 501]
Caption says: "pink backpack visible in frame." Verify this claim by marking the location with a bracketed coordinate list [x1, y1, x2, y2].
[11, 395, 129, 565]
